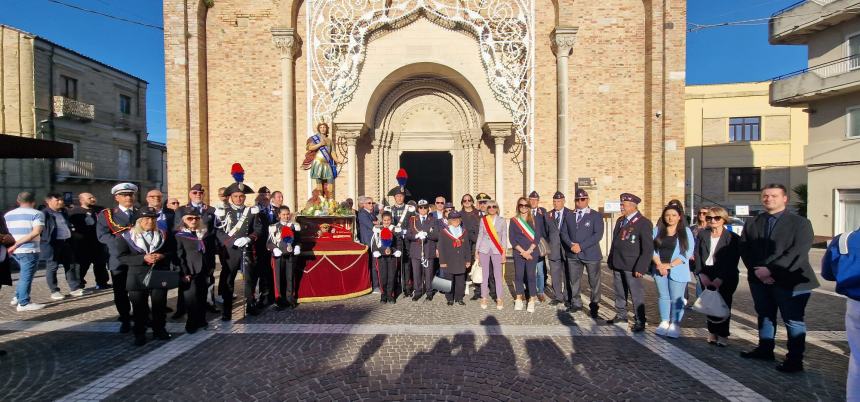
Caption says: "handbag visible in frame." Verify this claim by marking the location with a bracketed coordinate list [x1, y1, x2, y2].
[143, 267, 180, 290]
[470, 257, 483, 283]
[692, 288, 730, 319]
[538, 238, 549, 257]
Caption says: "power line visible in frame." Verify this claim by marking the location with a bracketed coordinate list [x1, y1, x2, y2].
[46, 0, 163, 31]
[688, 9, 860, 33]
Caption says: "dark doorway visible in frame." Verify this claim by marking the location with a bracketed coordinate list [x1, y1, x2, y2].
[399, 151, 452, 203]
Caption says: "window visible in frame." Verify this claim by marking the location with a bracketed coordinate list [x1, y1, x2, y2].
[729, 117, 761, 142]
[848, 107, 860, 138]
[61, 76, 77, 99]
[119, 95, 131, 115]
[118, 149, 131, 179]
[838, 190, 860, 234]
[728, 167, 761, 192]
[849, 33, 860, 70]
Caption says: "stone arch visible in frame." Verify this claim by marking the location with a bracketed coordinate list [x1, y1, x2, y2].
[356, 76, 486, 202]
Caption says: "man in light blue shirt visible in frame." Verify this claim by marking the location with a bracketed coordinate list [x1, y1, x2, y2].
[4, 192, 46, 311]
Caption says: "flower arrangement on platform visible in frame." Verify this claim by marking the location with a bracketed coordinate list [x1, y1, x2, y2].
[300, 198, 354, 217]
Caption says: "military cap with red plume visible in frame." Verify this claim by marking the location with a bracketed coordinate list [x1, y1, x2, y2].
[380, 227, 393, 249]
[396, 168, 408, 187]
[231, 163, 245, 183]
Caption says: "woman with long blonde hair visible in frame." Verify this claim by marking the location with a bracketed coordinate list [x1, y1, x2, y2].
[509, 197, 541, 313]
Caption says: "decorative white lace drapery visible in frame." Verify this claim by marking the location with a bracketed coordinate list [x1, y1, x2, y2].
[305, 0, 535, 146]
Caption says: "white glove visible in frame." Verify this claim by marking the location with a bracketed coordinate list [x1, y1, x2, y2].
[394, 250, 402, 258]
[272, 248, 283, 257]
[406, 205, 416, 213]
[417, 231, 427, 240]
[233, 237, 251, 247]
[373, 251, 382, 258]
[293, 224, 301, 232]
[214, 208, 226, 218]
[293, 245, 301, 255]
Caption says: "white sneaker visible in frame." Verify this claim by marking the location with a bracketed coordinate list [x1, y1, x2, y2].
[655, 321, 670, 336]
[527, 300, 536, 313]
[17, 303, 46, 312]
[50, 292, 66, 300]
[514, 299, 524, 311]
[10, 297, 18, 306]
[69, 289, 88, 297]
[666, 323, 680, 338]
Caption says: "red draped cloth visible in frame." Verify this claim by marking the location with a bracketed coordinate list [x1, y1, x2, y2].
[297, 239, 370, 302]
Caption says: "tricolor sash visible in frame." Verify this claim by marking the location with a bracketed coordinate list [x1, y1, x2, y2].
[310, 134, 338, 179]
[482, 216, 504, 254]
[513, 216, 536, 243]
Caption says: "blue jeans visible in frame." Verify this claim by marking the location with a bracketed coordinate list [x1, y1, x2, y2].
[535, 260, 545, 294]
[653, 274, 687, 323]
[749, 280, 811, 362]
[14, 253, 39, 306]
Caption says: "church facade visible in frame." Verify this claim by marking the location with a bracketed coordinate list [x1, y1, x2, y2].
[164, 0, 686, 217]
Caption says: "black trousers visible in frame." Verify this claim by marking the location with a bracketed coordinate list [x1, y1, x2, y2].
[129, 288, 167, 335]
[400, 248, 412, 294]
[256, 248, 274, 304]
[75, 244, 110, 287]
[411, 257, 435, 296]
[444, 271, 466, 302]
[706, 277, 738, 337]
[218, 248, 248, 316]
[182, 274, 208, 331]
[272, 255, 296, 304]
[110, 270, 131, 323]
[375, 256, 397, 297]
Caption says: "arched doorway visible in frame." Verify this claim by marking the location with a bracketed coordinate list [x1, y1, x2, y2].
[367, 77, 483, 203]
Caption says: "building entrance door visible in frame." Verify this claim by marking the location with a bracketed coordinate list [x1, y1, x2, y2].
[399, 151, 452, 203]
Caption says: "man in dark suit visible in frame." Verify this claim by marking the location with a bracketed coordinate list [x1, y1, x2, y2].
[357, 196, 380, 293]
[560, 189, 605, 318]
[253, 186, 276, 306]
[68, 192, 110, 289]
[740, 183, 819, 373]
[145, 189, 175, 235]
[406, 199, 438, 301]
[41, 192, 85, 299]
[606, 193, 653, 332]
[528, 191, 548, 301]
[96, 182, 139, 333]
[545, 191, 570, 306]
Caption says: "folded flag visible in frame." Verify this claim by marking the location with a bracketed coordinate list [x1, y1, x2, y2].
[381, 227, 393, 249]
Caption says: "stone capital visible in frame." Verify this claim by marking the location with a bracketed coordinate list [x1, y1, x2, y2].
[551, 26, 578, 57]
[483, 122, 514, 141]
[334, 122, 367, 144]
[271, 27, 301, 58]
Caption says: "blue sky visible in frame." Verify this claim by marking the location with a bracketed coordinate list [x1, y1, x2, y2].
[0, 0, 810, 143]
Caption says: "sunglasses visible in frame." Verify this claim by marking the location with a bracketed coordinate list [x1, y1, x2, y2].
[184, 216, 200, 220]
[191, 190, 204, 195]
[705, 216, 722, 221]
[517, 204, 529, 208]
[435, 202, 445, 204]
[462, 199, 473, 203]
[487, 205, 498, 209]
[169, 202, 180, 205]
[698, 211, 708, 215]
[418, 206, 429, 209]
[575, 198, 587, 201]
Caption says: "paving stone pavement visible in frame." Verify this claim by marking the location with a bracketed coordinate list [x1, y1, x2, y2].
[0, 254, 850, 401]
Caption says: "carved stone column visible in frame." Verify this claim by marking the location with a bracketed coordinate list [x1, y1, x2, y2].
[272, 27, 301, 209]
[552, 27, 578, 196]
[333, 123, 366, 203]
[484, 122, 513, 214]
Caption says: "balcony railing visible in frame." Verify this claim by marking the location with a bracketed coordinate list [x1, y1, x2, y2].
[772, 0, 838, 17]
[55, 159, 94, 179]
[52, 96, 95, 121]
[773, 54, 860, 81]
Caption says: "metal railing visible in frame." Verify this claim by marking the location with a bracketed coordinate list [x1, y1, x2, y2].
[771, 0, 807, 17]
[772, 54, 860, 81]
[53, 96, 95, 121]
[55, 159, 95, 178]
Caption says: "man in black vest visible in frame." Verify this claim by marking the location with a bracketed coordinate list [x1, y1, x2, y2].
[740, 183, 819, 373]
[606, 193, 653, 332]
[96, 182, 139, 333]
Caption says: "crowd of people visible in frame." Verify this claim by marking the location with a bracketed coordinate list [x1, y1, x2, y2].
[0, 179, 827, 377]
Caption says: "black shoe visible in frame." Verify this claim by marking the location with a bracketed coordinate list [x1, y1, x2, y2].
[165, 306, 174, 313]
[549, 300, 561, 306]
[0, 350, 6, 357]
[246, 306, 260, 316]
[221, 312, 232, 322]
[186, 327, 198, 334]
[564, 301, 571, 308]
[380, 296, 388, 304]
[631, 321, 646, 333]
[206, 304, 220, 314]
[426, 294, 434, 301]
[566, 305, 582, 313]
[447, 301, 454, 306]
[457, 300, 466, 306]
[133, 335, 147, 346]
[605, 315, 628, 325]
[470, 293, 481, 301]
[274, 303, 288, 311]
[589, 303, 600, 319]
[412, 293, 423, 302]
[389, 296, 397, 304]
[96, 284, 112, 290]
[153, 330, 172, 341]
[119, 321, 131, 334]
[740, 348, 775, 361]
[776, 360, 804, 373]
[171, 312, 186, 320]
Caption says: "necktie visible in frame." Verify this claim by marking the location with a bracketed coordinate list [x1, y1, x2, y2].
[555, 211, 560, 221]
[576, 210, 583, 223]
[421, 217, 425, 225]
[622, 217, 629, 227]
